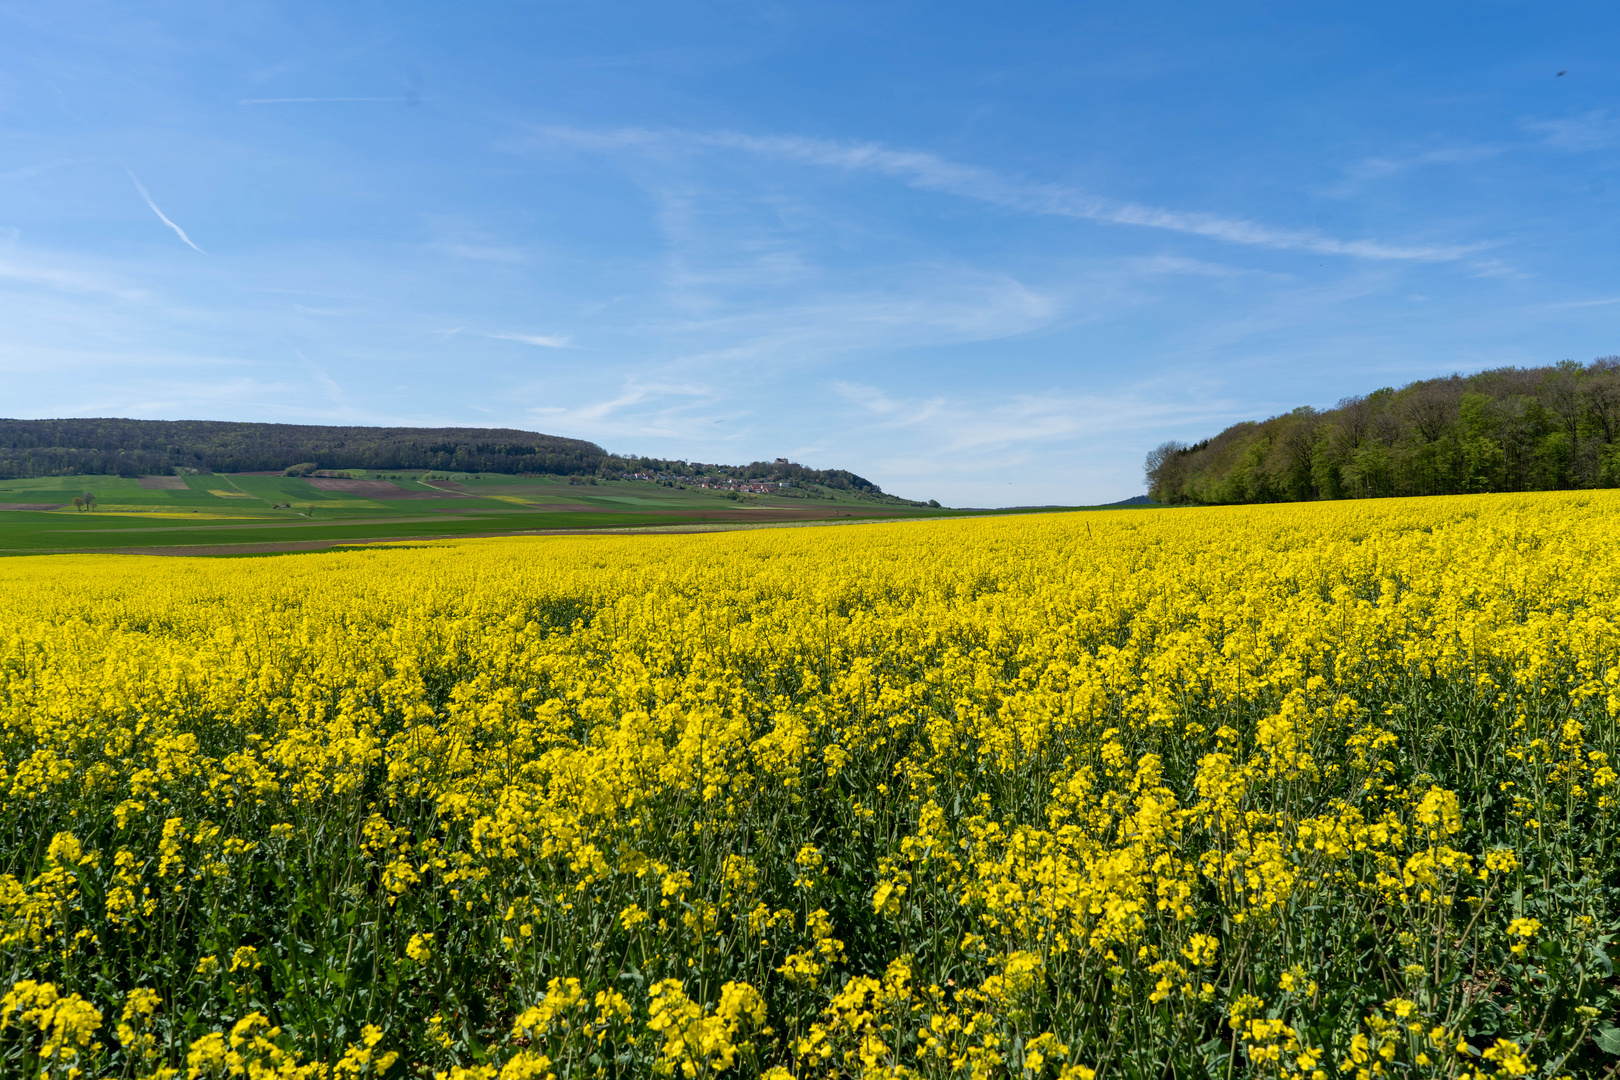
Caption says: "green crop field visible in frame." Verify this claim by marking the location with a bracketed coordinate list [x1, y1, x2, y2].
[0, 472, 998, 555]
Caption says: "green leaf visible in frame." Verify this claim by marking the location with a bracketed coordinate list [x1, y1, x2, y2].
[1593, 1025, 1620, 1056]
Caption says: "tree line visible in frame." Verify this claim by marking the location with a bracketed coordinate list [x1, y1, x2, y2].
[0, 418, 890, 494]
[0, 419, 605, 478]
[1147, 358, 1620, 505]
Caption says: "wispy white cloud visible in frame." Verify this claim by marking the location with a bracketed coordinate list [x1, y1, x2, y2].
[830, 380, 945, 424]
[1122, 254, 1279, 279]
[237, 97, 412, 105]
[820, 376, 1264, 503]
[297, 349, 353, 418]
[832, 377, 1245, 458]
[0, 256, 147, 300]
[837, 382, 1068, 455]
[489, 332, 573, 348]
[125, 169, 203, 253]
[439, 242, 527, 263]
[657, 271, 1060, 369]
[1316, 143, 1506, 199]
[611, 204, 1070, 375]
[1526, 110, 1618, 152]
[1339, 144, 1502, 183]
[423, 218, 528, 263]
[1468, 258, 1527, 280]
[1538, 295, 1620, 310]
[0, 159, 82, 182]
[530, 125, 1479, 261]
[526, 379, 722, 442]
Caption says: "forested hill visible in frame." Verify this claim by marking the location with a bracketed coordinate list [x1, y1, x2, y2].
[0, 417, 887, 493]
[0, 419, 606, 478]
[1148, 357, 1620, 505]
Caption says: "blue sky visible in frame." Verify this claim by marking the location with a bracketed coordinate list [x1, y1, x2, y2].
[1, 2, 1615, 505]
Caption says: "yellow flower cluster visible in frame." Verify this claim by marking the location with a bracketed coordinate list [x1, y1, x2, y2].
[2, 491, 1620, 1077]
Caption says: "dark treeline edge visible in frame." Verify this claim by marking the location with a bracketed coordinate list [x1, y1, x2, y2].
[0, 418, 885, 494]
[1148, 357, 1620, 505]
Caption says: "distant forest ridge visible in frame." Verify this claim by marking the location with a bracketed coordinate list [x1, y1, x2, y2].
[0, 417, 884, 493]
[1147, 357, 1620, 505]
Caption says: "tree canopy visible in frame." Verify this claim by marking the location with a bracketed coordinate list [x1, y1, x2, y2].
[0, 418, 888, 494]
[0, 419, 606, 479]
[1148, 358, 1620, 504]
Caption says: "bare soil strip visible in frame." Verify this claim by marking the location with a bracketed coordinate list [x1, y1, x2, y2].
[0, 503, 66, 511]
[138, 476, 188, 489]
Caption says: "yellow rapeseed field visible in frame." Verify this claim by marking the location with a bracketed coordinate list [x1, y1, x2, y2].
[4, 493, 1620, 1080]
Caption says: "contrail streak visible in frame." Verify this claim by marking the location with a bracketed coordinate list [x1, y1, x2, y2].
[125, 169, 203, 253]
[535, 126, 1481, 262]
